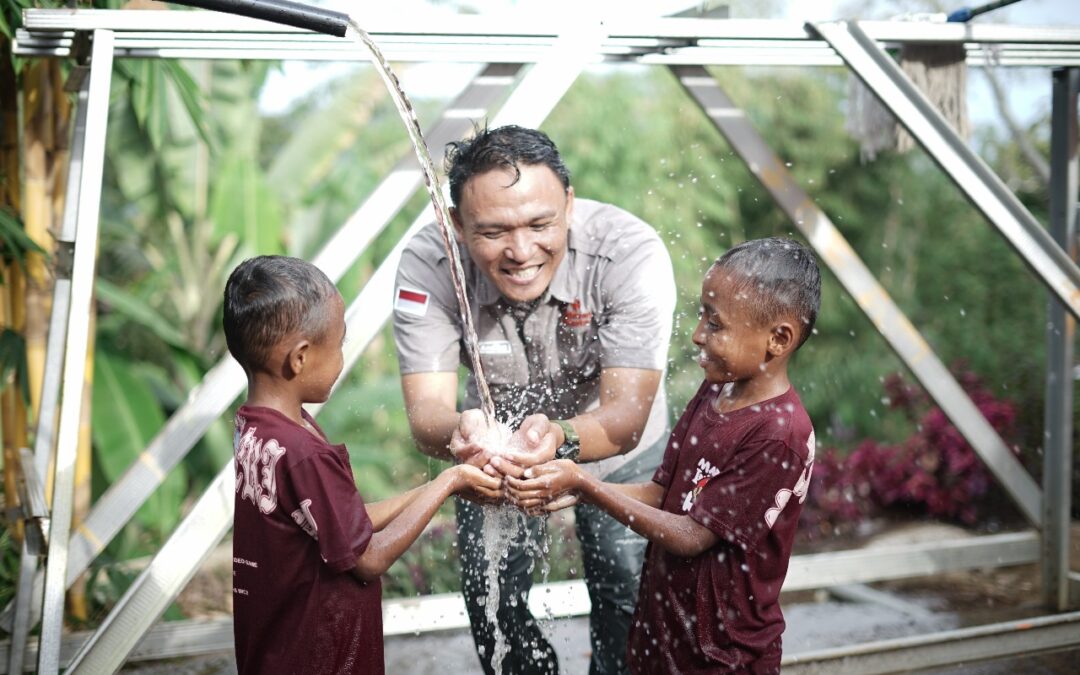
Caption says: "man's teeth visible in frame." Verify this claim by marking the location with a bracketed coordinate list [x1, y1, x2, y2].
[507, 266, 540, 280]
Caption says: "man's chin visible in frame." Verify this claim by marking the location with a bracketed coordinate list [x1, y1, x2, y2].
[496, 281, 547, 304]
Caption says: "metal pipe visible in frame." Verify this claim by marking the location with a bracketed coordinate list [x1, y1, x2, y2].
[167, 0, 349, 37]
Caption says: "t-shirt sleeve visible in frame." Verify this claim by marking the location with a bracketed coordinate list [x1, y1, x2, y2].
[597, 234, 676, 371]
[688, 439, 806, 551]
[289, 452, 374, 574]
[392, 237, 463, 374]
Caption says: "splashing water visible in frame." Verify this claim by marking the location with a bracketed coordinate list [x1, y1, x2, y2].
[346, 19, 495, 421]
[473, 421, 517, 674]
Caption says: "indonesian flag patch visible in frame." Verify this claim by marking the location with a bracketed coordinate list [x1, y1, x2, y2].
[395, 286, 430, 317]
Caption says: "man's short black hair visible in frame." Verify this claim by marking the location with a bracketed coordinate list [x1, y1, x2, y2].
[445, 124, 571, 207]
[713, 237, 822, 348]
[223, 255, 338, 372]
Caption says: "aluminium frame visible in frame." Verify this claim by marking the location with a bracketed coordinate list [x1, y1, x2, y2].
[5, 8, 1078, 673]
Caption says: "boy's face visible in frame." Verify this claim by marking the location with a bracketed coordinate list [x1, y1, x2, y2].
[692, 268, 777, 384]
[452, 164, 573, 304]
[300, 293, 347, 404]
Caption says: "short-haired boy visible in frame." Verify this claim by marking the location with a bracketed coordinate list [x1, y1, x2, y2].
[224, 255, 501, 675]
[502, 237, 821, 673]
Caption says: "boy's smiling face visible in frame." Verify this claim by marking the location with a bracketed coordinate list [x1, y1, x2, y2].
[692, 267, 777, 384]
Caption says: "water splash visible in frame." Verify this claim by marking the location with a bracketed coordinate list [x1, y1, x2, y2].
[346, 19, 495, 421]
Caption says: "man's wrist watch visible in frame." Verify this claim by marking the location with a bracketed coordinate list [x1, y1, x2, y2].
[552, 419, 581, 462]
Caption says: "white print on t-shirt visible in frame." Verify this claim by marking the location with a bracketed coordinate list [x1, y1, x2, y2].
[682, 458, 721, 512]
[291, 498, 319, 540]
[764, 429, 816, 529]
[235, 426, 286, 515]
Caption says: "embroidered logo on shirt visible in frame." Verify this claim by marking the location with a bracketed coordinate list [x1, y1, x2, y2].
[235, 425, 286, 515]
[562, 298, 592, 328]
[682, 458, 720, 512]
[395, 286, 430, 316]
[764, 429, 816, 528]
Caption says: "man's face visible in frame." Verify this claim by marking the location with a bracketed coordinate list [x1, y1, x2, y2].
[452, 164, 573, 304]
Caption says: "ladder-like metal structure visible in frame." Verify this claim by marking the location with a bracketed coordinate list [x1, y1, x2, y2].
[5, 8, 1079, 672]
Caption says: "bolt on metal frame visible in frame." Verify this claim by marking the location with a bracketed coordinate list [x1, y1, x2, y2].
[6, 8, 1079, 672]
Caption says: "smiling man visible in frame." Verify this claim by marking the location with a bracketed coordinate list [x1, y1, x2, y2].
[393, 125, 675, 675]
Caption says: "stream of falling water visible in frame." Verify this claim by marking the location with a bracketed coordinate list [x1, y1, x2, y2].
[346, 19, 495, 420]
[347, 20, 516, 674]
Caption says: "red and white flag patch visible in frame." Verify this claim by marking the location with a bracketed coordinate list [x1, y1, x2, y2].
[395, 286, 430, 317]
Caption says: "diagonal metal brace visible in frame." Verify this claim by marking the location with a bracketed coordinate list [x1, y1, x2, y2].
[812, 20, 1080, 321]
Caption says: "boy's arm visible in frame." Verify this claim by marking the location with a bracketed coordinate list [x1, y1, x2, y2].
[354, 465, 500, 581]
[365, 484, 429, 532]
[501, 459, 719, 558]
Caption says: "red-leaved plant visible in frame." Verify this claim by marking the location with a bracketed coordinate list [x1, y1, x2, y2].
[801, 369, 1022, 537]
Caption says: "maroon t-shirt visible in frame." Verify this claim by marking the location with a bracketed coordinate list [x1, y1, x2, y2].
[232, 405, 382, 675]
[627, 381, 815, 674]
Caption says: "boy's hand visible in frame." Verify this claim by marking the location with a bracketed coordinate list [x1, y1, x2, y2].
[502, 459, 583, 511]
[488, 415, 560, 479]
[447, 464, 504, 501]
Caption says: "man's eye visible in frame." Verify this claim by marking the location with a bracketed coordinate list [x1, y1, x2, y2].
[531, 222, 552, 231]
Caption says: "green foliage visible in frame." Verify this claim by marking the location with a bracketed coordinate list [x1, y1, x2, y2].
[90, 352, 188, 536]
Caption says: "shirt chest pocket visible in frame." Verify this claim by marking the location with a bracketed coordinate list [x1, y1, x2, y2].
[555, 320, 601, 383]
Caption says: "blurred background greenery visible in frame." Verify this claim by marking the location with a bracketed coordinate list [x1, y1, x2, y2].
[0, 0, 1075, 629]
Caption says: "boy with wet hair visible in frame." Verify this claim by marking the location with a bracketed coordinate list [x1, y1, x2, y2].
[224, 255, 501, 675]
[504, 237, 821, 674]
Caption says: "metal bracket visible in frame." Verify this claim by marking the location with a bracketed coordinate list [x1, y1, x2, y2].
[15, 449, 50, 557]
[53, 240, 75, 280]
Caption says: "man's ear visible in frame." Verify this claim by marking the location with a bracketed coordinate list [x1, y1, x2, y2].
[285, 339, 312, 378]
[768, 322, 796, 357]
[449, 207, 465, 240]
[565, 185, 575, 224]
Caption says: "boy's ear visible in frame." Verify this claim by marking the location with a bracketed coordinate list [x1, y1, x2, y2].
[767, 321, 796, 357]
[285, 339, 312, 378]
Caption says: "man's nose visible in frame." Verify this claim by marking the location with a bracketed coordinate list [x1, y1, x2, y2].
[504, 230, 535, 261]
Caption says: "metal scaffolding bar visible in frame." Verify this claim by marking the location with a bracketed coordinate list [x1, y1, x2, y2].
[671, 63, 1042, 525]
[1043, 67, 1078, 612]
[782, 610, 1080, 673]
[813, 20, 1080, 321]
[36, 28, 114, 675]
[4, 59, 90, 675]
[12, 10, 1080, 67]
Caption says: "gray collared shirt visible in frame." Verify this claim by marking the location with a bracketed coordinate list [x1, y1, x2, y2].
[393, 198, 676, 478]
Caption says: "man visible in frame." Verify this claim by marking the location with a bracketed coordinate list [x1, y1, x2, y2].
[393, 125, 675, 675]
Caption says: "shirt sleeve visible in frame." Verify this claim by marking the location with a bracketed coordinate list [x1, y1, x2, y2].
[289, 451, 374, 574]
[597, 234, 676, 371]
[688, 439, 806, 551]
[393, 234, 464, 374]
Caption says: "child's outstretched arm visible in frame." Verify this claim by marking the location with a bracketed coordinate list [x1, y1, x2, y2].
[502, 458, 719, 559]
[354, 465, 501, 581]
[365, 484, 430, 532]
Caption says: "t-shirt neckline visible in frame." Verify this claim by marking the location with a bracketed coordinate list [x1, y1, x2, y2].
[703, 385, 793, 424]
